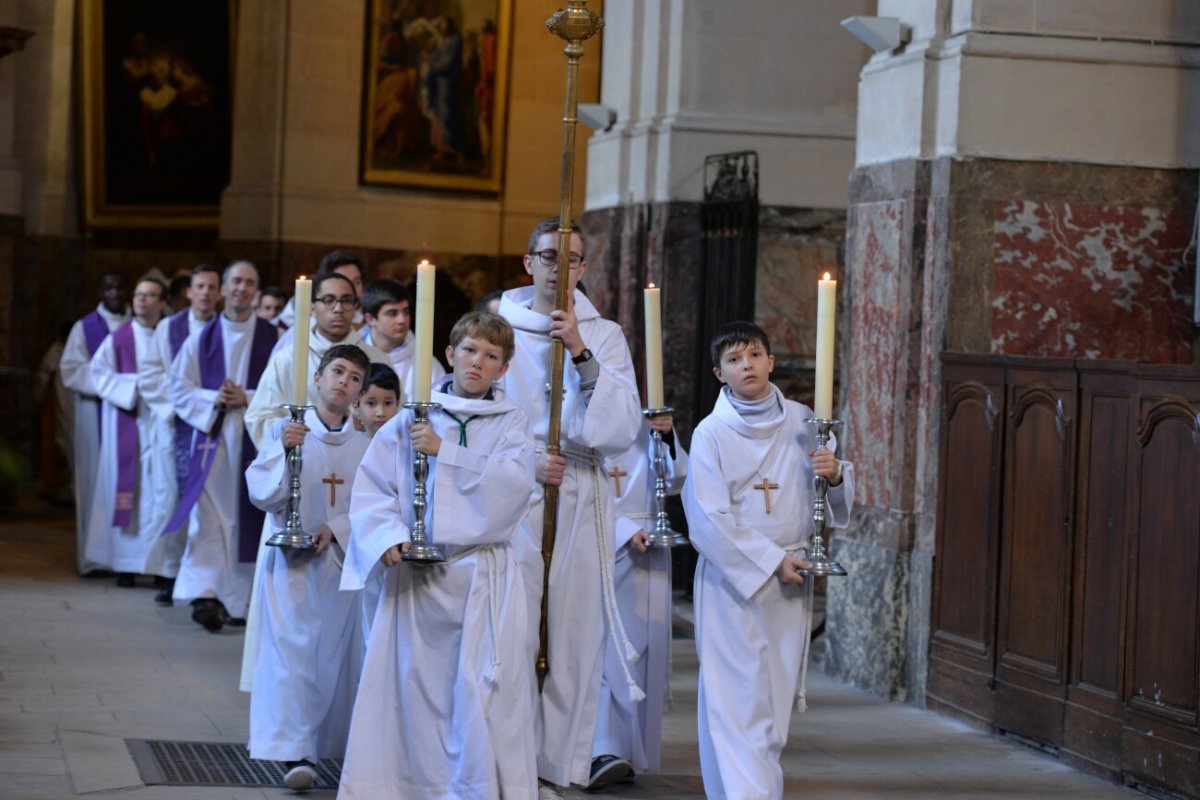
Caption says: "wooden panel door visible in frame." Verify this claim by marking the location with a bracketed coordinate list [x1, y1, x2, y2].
[1062, 362, 1133, 777]
[1121, 368, 1200, 799]
[994, 359, 1077, 747]
[928, 355, 1005, 724]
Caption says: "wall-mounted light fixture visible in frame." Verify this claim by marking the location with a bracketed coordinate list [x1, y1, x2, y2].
[840, 16, 910, 53]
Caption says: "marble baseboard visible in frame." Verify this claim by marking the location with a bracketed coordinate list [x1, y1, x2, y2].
[822, 536, 912, 700]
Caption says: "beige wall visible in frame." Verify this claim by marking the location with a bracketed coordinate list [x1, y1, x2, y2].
[859, 0, 1200, 167]
[221, 0, 602, 258]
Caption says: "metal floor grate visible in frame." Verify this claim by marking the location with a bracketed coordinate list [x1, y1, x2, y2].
[125, 739, 342, 788]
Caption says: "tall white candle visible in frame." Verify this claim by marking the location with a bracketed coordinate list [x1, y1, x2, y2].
[292, 276, 311, 405]
[814, 272, 836, 419]
[413, 260, 435, 403]
[644, 284, 664, 409]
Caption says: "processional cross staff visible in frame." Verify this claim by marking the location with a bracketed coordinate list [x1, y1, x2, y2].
[537, 0, 604, 693]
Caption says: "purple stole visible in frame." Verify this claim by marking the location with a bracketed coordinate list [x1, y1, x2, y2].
[81, 310, 112, 431]
[168, 310, 195, 493]
[163, 316, 275, 563]
[108, 322, 140, 528]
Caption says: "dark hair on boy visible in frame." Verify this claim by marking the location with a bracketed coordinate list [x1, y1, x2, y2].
[260, 285, 288, 302]
[317, 249, 365, 276]
[317, 343, 371, 376]
[527, 216, 584, 257]
[363, 362, 401, 401]
[312, 271, 357, 299]
[448, 311, 515, 364]
[361, 278, 411, 318]
[475, 289, 503, 313]
[710, 320, 772, 369]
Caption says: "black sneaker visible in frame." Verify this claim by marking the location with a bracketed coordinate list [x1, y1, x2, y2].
[190, 599, 223, 632]
[220, 605, 246, 627]
[116, 573, 136, 588]
[587, 755, 633, 790]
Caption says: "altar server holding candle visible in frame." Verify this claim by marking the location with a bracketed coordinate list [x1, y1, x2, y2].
[239, 269, 391, 689]
[682, 320, 854, 800]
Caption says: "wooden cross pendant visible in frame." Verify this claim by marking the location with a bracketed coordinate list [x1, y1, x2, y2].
[754, 477, 779, 514]
[322, 472, 345, 506]
[608, 466, 629, 497]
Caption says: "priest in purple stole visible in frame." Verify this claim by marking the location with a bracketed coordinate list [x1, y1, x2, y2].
[85, 277, 177, 585]
[165, 261, 279, 632]
[145, 264, 220, 604]
[60, 272, 130, 574]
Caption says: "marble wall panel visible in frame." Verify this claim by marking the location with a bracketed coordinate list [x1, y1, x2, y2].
[992, 201, 1193, 363]
[844, 199, 908, 513]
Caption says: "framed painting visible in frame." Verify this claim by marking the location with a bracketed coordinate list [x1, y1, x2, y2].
[360, 0, 512, 193]
[79, 1, 235, 229]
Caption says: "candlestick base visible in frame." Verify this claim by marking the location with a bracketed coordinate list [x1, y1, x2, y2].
[641, 406, 690, 549]
[795, 417, 847, 578]
[401, 401, 447, 564]
[267, 404, 316, 550]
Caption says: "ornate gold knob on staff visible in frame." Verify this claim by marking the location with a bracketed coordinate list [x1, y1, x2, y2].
[537, 0, 604, 692]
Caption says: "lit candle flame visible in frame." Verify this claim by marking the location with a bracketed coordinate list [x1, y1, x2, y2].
[823, 271, 831, 281]
[648, 282, 655, 289]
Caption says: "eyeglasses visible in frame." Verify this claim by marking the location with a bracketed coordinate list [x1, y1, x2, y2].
[132, 291, 161, 300]
[530, 249, 584, 268]
[314, 295, 359, 310]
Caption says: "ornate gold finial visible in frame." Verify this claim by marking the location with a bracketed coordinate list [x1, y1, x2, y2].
[546, 1, 604, 45]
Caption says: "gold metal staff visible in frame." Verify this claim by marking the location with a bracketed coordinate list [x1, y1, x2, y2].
[537, 0, 604, 692]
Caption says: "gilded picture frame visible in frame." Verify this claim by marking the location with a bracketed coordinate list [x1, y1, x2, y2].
[79, 0, 236, 229]
[360, 0, 512, 193]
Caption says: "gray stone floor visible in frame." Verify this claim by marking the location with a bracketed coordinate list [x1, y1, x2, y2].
[0, 492, 1141, 799]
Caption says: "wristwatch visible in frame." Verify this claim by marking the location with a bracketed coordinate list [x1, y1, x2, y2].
[571, 348, 594, 365]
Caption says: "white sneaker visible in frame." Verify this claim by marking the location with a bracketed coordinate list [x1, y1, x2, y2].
[537, 783, 564, 800]
[283, 761, 318, 792]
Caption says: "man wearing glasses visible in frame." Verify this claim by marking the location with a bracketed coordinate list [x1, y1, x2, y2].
[498, 218, 642, 799]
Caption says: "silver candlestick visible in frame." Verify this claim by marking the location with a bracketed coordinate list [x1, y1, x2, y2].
[267, 403, 315, 550]
[796, 417, 847, 577]
[403, 402, 447, 563]
[642, 407, 688, 548]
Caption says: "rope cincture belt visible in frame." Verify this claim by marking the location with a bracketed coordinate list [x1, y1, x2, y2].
[558, 445, 645, 703]
[783, 540, 814, 713]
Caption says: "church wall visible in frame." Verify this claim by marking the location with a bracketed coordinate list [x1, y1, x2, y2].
[861, 1, 1200, 169]
[831, 155, 1199, 703]
[221, 0, 601, 283]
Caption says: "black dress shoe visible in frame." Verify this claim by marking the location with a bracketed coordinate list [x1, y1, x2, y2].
[190, 599, 223, 632]
[219, 605, 246, 627]
[116, 573, 136, 588]
[154, 578, 175, 605]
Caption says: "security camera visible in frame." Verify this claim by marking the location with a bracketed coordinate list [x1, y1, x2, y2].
[840, 16, 910, 53]
[578, 103, 618, 133]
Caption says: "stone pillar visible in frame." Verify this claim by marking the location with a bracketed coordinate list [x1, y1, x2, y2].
[834, 0, 1200, 703]
[582, 0, 869, 433]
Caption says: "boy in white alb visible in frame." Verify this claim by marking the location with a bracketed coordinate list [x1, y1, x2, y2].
[498, 218, 643, 798]
[348, 362, 402, 637]
[590, 411, 687, 788]
[246, 344, 372, 792]
[359, 277, 446, 402]
[339, 312, 538, 800]
[683, 321, 854, 800]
